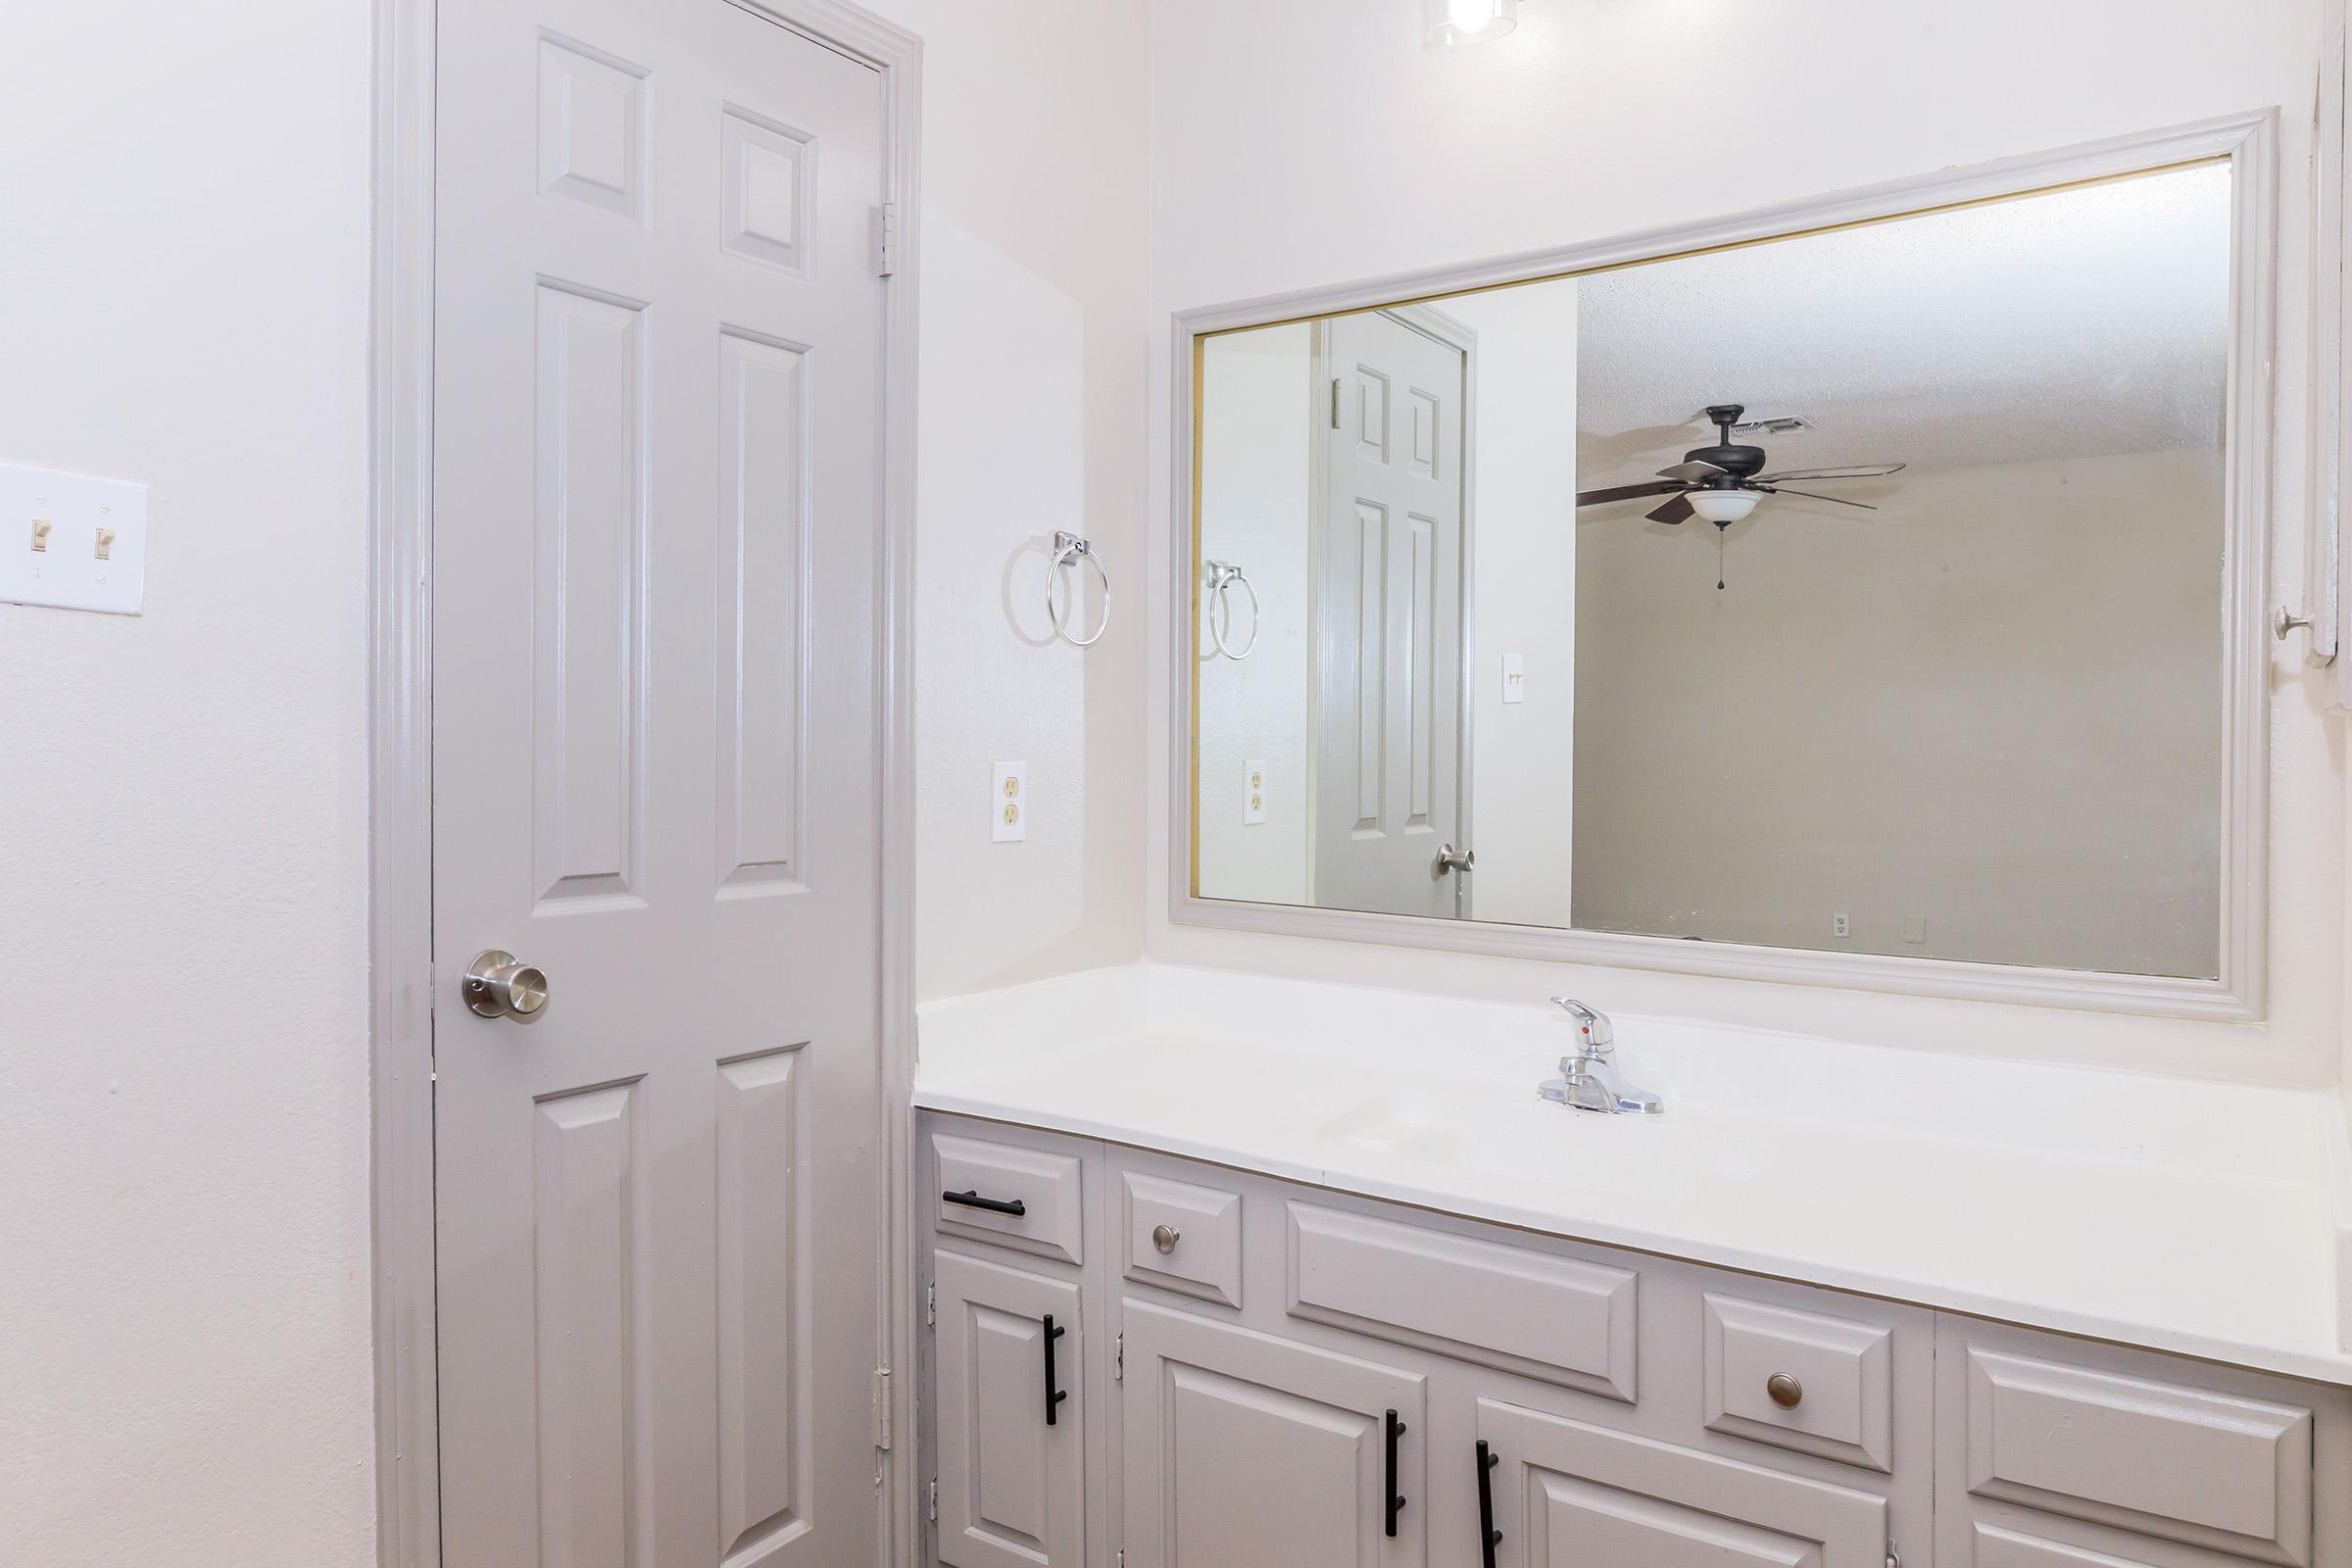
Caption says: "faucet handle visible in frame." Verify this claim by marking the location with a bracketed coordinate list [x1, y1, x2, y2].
[1549, 997, 1614, 1055]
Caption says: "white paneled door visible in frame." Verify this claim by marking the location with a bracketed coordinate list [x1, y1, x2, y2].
[432, 2, 890, 1565]
[1313, 309, 1469, 920]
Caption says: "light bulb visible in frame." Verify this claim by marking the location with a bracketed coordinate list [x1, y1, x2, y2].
[1688, 489, 1761, 524]
[1424, 0, 1519, 46]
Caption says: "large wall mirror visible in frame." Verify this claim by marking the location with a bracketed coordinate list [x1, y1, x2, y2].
[1175, 118, 2274, 1017]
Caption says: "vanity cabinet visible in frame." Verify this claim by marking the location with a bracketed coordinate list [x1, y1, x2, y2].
[916, 1113, 2352, 1568]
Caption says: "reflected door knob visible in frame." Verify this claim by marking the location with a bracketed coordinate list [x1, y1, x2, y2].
[465, 949, 549, 1022]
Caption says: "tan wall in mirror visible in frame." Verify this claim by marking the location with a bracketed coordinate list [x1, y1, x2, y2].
[1572, 448, 2224, 978]
[1149, 0, 2341, 1087]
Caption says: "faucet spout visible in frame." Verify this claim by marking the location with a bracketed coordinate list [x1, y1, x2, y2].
[1538, 999, 1663, 1115]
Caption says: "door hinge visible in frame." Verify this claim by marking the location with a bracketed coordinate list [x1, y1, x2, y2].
[1330, 376, 1343, 429]
[926, 1478, 938, 1523]
[925, 1281, 936, 1327]
[873, 1366, 893, 1450]
[1114, 1333, 1124, 1381]
[875, 201, 899, 277]
[1886, 1549, 1900, 1568]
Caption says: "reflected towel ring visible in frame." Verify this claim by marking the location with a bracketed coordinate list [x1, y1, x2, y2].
[1203, 560, 1259, 660]
[1046, 530, 1112, 647]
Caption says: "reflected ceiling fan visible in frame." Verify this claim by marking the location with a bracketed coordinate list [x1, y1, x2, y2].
[1575, 404, 1906, 527]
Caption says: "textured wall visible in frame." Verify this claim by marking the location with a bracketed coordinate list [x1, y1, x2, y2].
[0, 3, 376, 1561]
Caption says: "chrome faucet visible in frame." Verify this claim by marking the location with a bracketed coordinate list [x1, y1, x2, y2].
[1539, 999, 1663, 1115]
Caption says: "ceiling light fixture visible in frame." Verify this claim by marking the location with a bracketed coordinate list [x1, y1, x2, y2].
[1688, 490, 1760, 525]
[1425, 0, 1519, 47]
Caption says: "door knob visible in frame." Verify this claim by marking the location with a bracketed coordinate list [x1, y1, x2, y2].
[1766, 1373, 1803, 1409]
[1434, 843, 1475, 876]
[465, 949, 549, 1022]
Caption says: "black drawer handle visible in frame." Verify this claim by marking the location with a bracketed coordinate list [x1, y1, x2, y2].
[1043, 1314, 1068, 1426]
[1475, 1440, 1500, 1568]
[943, 1188, 1026, 1217]
[1385, 1408, 1407, 1538]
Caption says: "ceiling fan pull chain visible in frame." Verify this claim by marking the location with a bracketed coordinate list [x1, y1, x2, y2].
[1717, 527, 1726, 591]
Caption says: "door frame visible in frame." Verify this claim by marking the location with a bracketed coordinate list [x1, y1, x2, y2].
[367, 4, 924, 1566]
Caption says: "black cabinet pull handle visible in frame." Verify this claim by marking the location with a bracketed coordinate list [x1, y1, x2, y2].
[943, 1188, 1026, 1217]
[1043, 1314, 1068, 1426]
[1385, 1408, 1407, 1538]
[1475, 1440, 1501, 1568]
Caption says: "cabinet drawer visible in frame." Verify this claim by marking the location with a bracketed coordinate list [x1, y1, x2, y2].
[933, 1130, 1086, 1265]
[1477, 1396, 1888, 1568]
[1286, 1201, 1637, 1401]
[1703, 1293, 1895, 1473]
[1959, 1347, 2315, 1566]
[1120, 1167, 1243, 1307]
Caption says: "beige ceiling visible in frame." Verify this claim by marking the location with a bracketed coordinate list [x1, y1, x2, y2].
[1570, 160, 2231, 487]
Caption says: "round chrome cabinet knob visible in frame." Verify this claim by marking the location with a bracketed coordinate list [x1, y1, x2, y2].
[465, 949, 550, 1023]
[1152, 1224, 1182, 1254]
[1766, 1373, 1803, 1410]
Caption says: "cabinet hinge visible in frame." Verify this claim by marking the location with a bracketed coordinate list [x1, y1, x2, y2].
[1113, 1333, 1124, 1381]
[875, 201, 899, 277]
[927, 1478, 938, 1523]
[925, 1281, 936, 1327]
[872, 1366, 893, 1450]
[1330, 377, 1343, 429]
[1886, 1549, 1899, 1568]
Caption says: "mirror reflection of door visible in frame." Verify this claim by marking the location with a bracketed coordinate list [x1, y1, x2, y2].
[1311, 307, 1472, 918]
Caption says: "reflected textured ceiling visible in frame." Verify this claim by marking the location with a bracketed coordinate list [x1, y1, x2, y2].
[1574, 162, 2231, 486]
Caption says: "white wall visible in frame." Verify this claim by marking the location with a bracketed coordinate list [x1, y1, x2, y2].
[1149, 0, 2344, 1086]
[0, 4, 376, 1562]
[1447, 283, 1580, 929]
[0, 1, 1154, 1560]
[876, 0, 1155, 1003]
[1197, 323, 1315, 906]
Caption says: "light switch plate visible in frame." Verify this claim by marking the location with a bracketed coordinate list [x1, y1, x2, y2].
[1501, 653, 1525, 704]
[1244, 759, 1267, 825]
[0, 462, 149, 614]
[992, 761, 1027, 842]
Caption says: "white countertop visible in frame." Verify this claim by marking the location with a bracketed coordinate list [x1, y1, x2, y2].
[915, 961, 2352, 1385]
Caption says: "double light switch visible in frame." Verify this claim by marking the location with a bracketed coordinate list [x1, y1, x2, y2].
[0, 461, 149, 615]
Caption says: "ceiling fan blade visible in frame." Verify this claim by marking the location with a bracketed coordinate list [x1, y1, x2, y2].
[1751, 464, 1907, 483]
[1645, 495, 1695, 525]
[1760, 485, 1879, 511]
[1656, 460, 1729, 482]
[1576, 480, 1687, 506]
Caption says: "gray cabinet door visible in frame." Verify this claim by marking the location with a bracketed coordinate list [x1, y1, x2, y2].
[1474, 1396, 1887, 1568]
[934, 1250, 1086, 1568]
[1123, 1299, 1429, 1568]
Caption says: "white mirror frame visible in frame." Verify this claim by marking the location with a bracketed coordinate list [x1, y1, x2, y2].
[1168, 112, 2278, 1021]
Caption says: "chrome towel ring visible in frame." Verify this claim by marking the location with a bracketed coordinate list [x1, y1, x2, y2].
[1203, 559, 1259, 660]
[1046, 530, 1111, 647]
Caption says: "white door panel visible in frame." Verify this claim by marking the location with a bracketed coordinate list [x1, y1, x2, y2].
[432, 2, 889, 1564]
[1314, 310, 1469, 919]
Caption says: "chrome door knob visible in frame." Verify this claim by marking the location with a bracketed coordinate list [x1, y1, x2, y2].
[465, 950, 549, 1022]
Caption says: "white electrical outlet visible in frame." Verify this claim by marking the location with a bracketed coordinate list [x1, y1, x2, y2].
[1244, 759, 1267, 824]
[991, 761, 1027, 842]
[1501, 653, 1525, 704]
[0, 462, 149, 615]
[1832, 912, 1851, 939]
[1903, 912, 1928, 945]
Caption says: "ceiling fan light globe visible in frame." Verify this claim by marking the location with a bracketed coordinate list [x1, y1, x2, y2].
[1689, 490, 1760, 524]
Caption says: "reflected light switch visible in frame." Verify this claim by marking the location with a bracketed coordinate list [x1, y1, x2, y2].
[1501, 654, 1525, 704]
